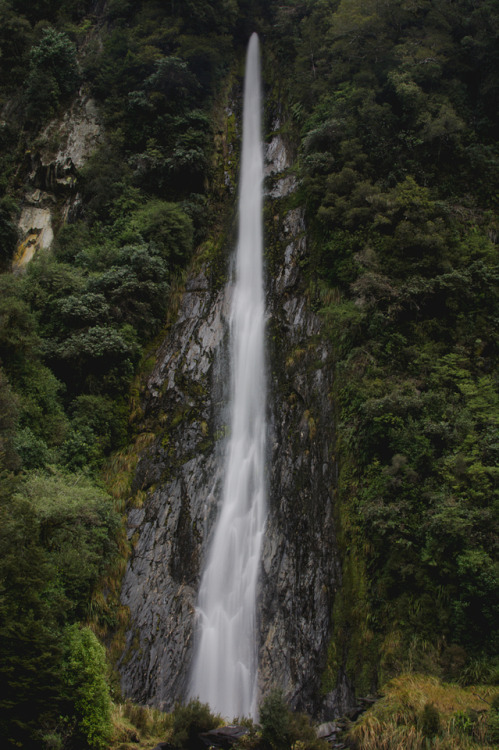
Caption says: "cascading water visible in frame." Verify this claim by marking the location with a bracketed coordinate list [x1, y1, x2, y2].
[189, 32, 266, 721]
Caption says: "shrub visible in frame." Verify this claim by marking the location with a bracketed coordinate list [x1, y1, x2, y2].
[128, 200, 194, 264]
[171, 699, 221, 750]
[13, 426, 51, 469]
[259, 690, 291, 750]
[25, 27, 79, 121]
[259, 691, 326, 750]
[63, 625, 112, 750]
[487, 695, 499, 744]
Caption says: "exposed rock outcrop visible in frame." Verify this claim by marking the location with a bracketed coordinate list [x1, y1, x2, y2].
[14, 91, 102, 269]
[259, 204, 341, 716]
[119, 275, 231, 708]
[118, 120, 352, 718]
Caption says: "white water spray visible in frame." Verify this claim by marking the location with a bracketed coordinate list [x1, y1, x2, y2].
[189, 33, 266, 721]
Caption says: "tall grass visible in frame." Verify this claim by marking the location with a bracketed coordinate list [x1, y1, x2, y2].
[110, 701, 174, 749]
[347, 674, 499, 750]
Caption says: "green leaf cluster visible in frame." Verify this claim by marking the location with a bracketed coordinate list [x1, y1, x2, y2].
[0, 468, 118, 747]
[263, 0, 499, 692]
[24, 26, 79, 121]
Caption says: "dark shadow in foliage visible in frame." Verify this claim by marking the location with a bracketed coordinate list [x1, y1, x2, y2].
[171, 699, 222, 750]
[79, 143, 132, 224]
[259, 689, 328, 750]
[0, 197, 18, 270]
[0, 486, 66, 750]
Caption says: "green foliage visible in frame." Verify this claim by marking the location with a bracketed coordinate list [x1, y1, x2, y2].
[171, 699, 221, 750]
[62, 624, 112, 749]
[13, 470, 120, 618]
[0, 196, 18, 268]
[0, 2, 243, 748]
[11, 0, 94, 24]
[14, 426, 51, 468]
[259, 689, 290, 750]
[283, 0, 499, 692]
[121, 699, 170, 737]
[0, 274, 40, 371]
[0, 479, 65, 748]
[0, 468, 118, 746]
[0, 0, 497, 739]
[80, 145, 132, 224]
[128, 200, 194, 263]
[347, 675, 499, 750]
[0, 4, 32, 89]
[25, 27, 79, 121]
[259, 689, 328, 750]
[487, 695, 499, 744]
[0, 367, 20, 471]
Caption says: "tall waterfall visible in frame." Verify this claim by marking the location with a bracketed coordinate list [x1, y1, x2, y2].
[189, 33, 266, 720]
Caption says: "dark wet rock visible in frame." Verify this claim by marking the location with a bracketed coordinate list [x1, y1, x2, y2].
[199, 725, 249, 748]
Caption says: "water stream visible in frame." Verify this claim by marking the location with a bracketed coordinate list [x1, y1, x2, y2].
[189, 32, 266, 720]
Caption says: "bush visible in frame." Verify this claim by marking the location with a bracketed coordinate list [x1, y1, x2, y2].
[0, 197, 18, 268]
[13, 426, 51, 469]
[63, 625, 112, 750]
[128, 200, 194, 264]
[171, 699, 221, 750]
[13, 469, 120, 617]
[487, 695, 499, 744]
[25, 27, 79, 121]
[259, 691, 326, 750]
[259, 690, 291, 750]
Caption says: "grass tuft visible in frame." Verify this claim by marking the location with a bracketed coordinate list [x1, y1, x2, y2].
[110, 701, 174, 749]
[347, 674, 499, 750]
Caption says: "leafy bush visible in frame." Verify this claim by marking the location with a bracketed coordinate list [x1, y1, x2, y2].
[0, 197, 18, 268]
[25, 27, 79, 121]
[171, 699, 221, 750]
[259, 689, 290, 750]
[259, 690, 325, 750]
[63, 625, 112, 750]
[13, 426, 51, 469]
[9, 469, 118, 616]
[128, 200, 194, 264]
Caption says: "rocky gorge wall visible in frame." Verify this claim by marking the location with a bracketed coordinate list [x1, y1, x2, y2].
[118, 115, 353, 719]
[12, 91, 102, 270]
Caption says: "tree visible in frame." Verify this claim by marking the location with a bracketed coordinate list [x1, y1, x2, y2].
[24, 26, 79, 121]
[62, 625, 112, 750]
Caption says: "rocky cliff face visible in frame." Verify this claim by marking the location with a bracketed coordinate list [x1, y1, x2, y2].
[118, 123, 352, 718]
[119, 271, 231, 708]
[13, 92, 102, 269]
[260, 204, 341, 716]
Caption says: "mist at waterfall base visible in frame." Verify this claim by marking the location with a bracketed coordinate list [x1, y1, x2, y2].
[188, 33, 266, 721]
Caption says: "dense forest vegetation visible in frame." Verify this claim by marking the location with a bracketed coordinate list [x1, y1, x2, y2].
[0, 0, 498, 748]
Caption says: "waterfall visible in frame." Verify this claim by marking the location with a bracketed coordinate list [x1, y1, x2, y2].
[189, 33, 266, 721]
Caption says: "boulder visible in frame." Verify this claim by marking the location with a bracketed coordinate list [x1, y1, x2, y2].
[199, 726, 249, 748]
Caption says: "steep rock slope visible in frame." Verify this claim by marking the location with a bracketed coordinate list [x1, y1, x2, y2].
[119, 119, 350, 717]
[13, 91, 103, 269]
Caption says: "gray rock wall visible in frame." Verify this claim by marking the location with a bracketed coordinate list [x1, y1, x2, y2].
[259, 206, 341, 716]
[120, 274, 231, 708]
[14, 91, 103, 269]
[118, 124, 352, 718]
